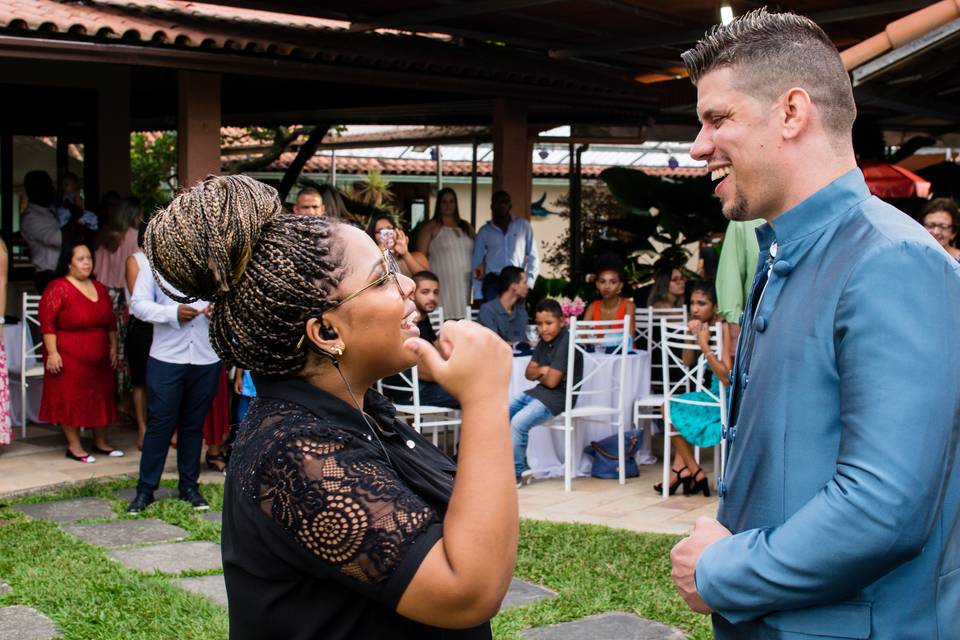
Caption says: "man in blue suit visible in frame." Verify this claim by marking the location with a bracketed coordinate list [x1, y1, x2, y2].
[670, 8, 960, 640]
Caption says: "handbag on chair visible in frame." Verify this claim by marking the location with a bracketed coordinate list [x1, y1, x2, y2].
[584, 430, 640, 479]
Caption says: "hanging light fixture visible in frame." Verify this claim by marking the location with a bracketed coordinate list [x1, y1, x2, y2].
[720, 5, 735, 26]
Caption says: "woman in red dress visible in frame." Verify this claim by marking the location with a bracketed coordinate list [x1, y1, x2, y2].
[39, 242, 119, 463]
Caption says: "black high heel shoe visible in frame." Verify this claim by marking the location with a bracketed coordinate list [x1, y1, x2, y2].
[684, 467, 711, 497]
[654, 466, 689, 495]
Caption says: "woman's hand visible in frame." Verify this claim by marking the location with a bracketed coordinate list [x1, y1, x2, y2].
[687, 320, 712, 353]
[234, 369, 245, 395]
[404, 320, 511, 407]
[393, 229, 410, 257]
[109, 345, 118, 369]
[46, 352, 63, 374]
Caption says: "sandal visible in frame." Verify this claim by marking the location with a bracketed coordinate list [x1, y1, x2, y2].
[65, 449, 96, 464]
[653, 466, 689, 495]
[206, 452, 227, 473]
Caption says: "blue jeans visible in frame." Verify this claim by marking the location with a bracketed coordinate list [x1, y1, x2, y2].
[510, 393, 555, 476]
[137, 358, 222, 496]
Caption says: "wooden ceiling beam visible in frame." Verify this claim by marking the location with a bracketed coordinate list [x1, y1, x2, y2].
[348, 0, 565, 32]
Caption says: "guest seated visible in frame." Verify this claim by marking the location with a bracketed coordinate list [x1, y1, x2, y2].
[477, 266, 529, 346]
[654, 281, 733, 496]
[582, 256, 635, 351]
[920, 197, 960, 262]
[647, 260, 686, 308]
[382, 271, 459, 410]
[510, 299, 582, 487]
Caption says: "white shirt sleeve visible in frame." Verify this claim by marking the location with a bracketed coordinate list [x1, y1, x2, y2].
[130, 266, 179, 327]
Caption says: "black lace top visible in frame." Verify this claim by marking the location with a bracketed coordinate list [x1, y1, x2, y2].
[222, 376, 491, 640]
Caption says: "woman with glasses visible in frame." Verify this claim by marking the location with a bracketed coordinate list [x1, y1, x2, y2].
[921, 197, 960, 262]
[144, 175, 516, 640]
[647, 260, 686, 308]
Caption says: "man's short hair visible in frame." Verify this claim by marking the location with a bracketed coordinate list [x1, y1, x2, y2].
[681, 8, 856, 138]
[498, 265, 525, 292]
[413, 270, 440, 286]
[535, 298, 563, 320]
[492, 189, 511, 203]
[297, 187, 320, 200]
[24, 170, 54, 203]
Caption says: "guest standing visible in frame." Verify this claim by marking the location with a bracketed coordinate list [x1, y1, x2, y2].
[124, 223, 153, 450]
[95, 196, 141, 399]
[127, 249, 221, 513]
[366, 212, 430, 277]
[417, 188, 474, 318]
[20, 170, 61, 295]
[0, 240, 11, 450]
[39, 242, 120, 463]
[471, 191, 539, 303]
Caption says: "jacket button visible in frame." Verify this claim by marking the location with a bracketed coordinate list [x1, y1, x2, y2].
[754, 315, 767, 332]
[717, 479, 727, 498]
[772, 260, 792, 276]
[721, 427, 728, 439]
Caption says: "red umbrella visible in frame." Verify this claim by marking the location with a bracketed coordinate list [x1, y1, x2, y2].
[859, 160, 931, 199]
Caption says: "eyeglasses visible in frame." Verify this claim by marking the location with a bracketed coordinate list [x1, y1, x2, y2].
[328, 250, 404, 310]
[924, 222, 956, 232]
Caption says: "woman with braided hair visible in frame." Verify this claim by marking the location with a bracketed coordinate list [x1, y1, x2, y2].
[143, 175, 516, 639]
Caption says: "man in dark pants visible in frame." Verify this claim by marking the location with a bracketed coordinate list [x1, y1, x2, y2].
[127, 259, 221, 513]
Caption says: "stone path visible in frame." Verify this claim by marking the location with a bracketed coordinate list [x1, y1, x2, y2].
[110, 541, 222, 573]
[63, 519, 187, 548]
[116, 487, 178, 502]
[522, 612, 686, 639]
[0, 606, 57, 640]
[7, 496, 686, 639]
[201, 511, 222, 525]
[12, 497, 115, 523]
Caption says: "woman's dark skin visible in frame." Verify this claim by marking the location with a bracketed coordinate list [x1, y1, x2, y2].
[301, 225, 518, 628]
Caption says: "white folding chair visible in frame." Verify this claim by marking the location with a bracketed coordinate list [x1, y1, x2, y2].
[546, 318, 630, 491]
[377, 367, 461, 451]
[19, 293, 44, 437]
[426, 307, 444, 333]
[634, 307, 650, 349]
[647, 307, 688, 393]
[658, 319, 727, 498]
[464, 306, 474, 322]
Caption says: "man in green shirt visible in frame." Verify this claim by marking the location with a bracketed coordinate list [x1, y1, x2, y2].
[715, 219, 764, 346]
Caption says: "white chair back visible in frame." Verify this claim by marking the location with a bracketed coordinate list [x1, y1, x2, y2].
[377, 367, 461, 451]
[647, 307, 688, 392]
[464, 306, 474, 322]
[658, 319, 727, 496]
[550, 318, 630, 491]
[427, 307, 444, 333]
[20, 293, 44, 437]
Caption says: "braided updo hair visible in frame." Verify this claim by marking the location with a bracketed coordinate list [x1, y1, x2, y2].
[144, 174, 345, 377]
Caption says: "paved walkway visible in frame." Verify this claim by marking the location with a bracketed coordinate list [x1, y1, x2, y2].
[1, 421, 718, 535]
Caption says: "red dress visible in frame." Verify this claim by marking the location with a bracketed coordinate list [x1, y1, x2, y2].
[39, 278, 117, 428]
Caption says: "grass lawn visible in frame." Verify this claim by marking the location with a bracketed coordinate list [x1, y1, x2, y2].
[0, 479, 711, 639]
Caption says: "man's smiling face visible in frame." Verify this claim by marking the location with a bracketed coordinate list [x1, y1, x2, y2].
[690, 67, 784, 222]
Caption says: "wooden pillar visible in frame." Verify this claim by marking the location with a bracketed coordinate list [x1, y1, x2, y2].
[492, 99, 532, 219]
[178, 71, 221, 188]
[97, 67, 131, 198]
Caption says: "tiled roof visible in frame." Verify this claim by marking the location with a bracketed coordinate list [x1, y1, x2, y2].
[257, 153, 707, 179]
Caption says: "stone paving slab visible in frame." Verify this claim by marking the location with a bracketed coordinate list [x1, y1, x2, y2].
[109, 541, 222, 574]
[177, 574, 227, 607]
[201, 511, 222, 525]
[522, 612, 686, 640]
[64, 519, 187, 548]
[500, 578, 556, 611]
[12, 497, 116, 523]
[0, 582, 9, 596]
[0, 606, 58, 640]
[116, 487, 178, 502]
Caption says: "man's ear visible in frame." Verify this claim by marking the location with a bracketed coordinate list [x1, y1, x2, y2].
[780, 87, 813, 141]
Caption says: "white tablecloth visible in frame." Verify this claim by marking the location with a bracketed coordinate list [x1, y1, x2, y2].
[4, 322, 45, 427]
[509, 351, 651, 479]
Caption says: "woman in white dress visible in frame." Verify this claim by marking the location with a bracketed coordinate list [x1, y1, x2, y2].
[417, 188, 474, 319]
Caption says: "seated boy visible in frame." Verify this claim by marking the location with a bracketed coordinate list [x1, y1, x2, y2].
[510, 298, 582, 487]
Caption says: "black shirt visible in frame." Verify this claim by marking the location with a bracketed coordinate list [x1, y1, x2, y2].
[525, 328, 582, 415]
[222, 376, 491, 640]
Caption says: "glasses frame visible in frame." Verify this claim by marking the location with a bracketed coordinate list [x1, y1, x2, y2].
[923, 221, 957, 233]
[327, 250, 404, 311]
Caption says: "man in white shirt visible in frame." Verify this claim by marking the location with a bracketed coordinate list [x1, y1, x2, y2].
[20, 170, 62, 294]
[127, 262, 222, 513]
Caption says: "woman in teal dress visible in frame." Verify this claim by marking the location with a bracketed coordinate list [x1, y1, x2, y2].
[654, 281, 733, 496]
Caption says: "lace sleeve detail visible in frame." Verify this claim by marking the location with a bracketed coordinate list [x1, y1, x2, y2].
[256, 430, 440, 586]
[39, 279, 68, 335]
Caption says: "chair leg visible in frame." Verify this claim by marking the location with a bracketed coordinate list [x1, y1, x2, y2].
[21, 378, 27, 439]
[564, 423, 573, 492]
[662, 405, 672, 499]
